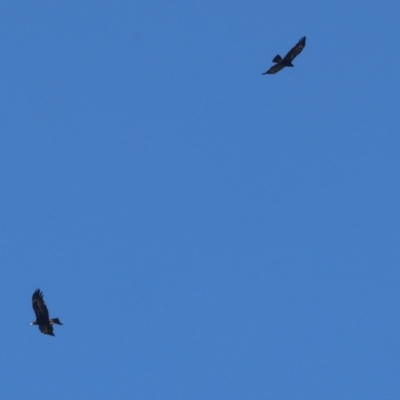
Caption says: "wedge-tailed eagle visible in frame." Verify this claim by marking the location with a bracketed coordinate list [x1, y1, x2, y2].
[31, 289, 63, 336]
[263, 36, 306, 75]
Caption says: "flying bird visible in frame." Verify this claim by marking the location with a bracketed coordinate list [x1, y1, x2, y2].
[31, 289, 63, 336]
[263, 36, 306, 75]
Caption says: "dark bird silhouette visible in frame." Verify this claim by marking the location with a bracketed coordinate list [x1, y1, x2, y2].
[31, 289, 63, 336]
[263, 36, 306, 75]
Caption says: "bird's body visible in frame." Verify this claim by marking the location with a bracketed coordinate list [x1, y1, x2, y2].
[31, 289, 62, 336]
[263, 36, 306, 75]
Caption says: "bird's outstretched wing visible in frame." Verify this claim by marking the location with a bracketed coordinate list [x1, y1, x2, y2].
[32, 289, 50, 322]
[283, 36, 306, 63]
[262, 63, 285, 75]
[39, 324, 55, 336]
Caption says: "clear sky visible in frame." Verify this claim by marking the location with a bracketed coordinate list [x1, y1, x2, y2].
[1, 2, 399, 399]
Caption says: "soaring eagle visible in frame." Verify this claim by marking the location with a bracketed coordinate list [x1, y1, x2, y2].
[263, 36, 306, 75]
[31, 289, 63, 336]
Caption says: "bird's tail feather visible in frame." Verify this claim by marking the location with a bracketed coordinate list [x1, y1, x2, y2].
[272, 55, 282, 63]
[50, 318, 63, 325]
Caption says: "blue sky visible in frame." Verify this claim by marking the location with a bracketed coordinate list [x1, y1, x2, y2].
[1, 2, 400, 399]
